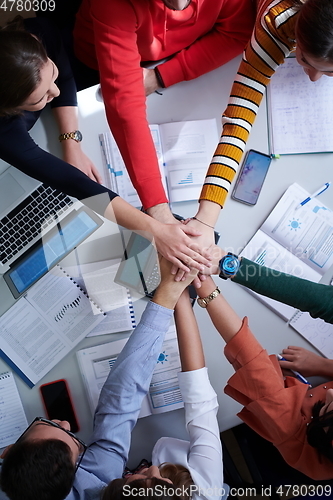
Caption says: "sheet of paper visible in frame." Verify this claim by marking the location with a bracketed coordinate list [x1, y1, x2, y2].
[99, 127, 167, 208]
[290, 312, 333, 358]
[261, 183, 333, 274]
[240, 230, 321, 320]
[77, 324, 183, 416]
[159, 118, 218, 203]
[268, 57, 333, 154]
[0, 371, 28, 450]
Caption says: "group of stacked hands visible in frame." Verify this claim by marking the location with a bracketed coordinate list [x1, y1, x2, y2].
[1, 0, 333, 499]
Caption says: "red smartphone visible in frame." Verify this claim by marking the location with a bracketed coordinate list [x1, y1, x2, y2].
[39, 379, 79, 433]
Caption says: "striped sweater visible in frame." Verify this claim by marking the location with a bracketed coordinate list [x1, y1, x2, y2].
[200, 0, 299, 207]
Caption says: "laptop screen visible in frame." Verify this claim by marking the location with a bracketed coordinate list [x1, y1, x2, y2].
[4, 207, 103, 298]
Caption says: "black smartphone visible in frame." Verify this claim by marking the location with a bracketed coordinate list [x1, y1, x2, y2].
[231, 149, 272, 206]
[40, 379, 79, 433]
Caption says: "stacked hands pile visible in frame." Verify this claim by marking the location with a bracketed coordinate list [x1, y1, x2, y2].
[1, 0, 333, 499]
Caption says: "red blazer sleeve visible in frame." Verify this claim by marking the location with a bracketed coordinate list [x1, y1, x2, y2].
[90, 1, 167, 210]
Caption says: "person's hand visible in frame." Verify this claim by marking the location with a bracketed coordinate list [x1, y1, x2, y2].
[279, 346, 325, 377]
[64, 147, 103, 184]
[171, 217, 215, 286]
[153, 255, 198, 309]
[143, 68, 159, 96]
[152, 221, 212, 274]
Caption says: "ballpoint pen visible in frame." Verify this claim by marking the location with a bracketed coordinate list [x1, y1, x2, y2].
[296, 182, 331, 210]
[277, 354, 312, 386]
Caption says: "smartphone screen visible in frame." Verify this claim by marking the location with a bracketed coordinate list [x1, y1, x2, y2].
[231, 150, 272, 205]
[40, 380, 79, 433]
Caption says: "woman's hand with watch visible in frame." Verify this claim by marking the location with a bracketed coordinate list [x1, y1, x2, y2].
[197, 245, 241, 279]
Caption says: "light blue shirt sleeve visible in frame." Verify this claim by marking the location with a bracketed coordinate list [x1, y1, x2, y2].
[0, 301, 174, 500]
[73, 301, 174, 491]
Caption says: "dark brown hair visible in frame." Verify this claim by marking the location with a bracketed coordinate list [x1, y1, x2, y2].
[295, 0, 333, 62]
[0, 16, 48, 116]
[102, 464, 193, 500]
[0, 438, 75, 500]
[307, 401, 333, 462]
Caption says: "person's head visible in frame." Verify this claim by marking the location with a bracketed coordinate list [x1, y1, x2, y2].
[295, 0, 333, 81]
[0, 17, 60, 117]
[0, 417, 87, 500]
[102, 464, 193, 500]
[307, 389, 333, 462]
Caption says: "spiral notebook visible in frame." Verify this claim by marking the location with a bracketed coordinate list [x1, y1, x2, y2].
[0, 265, 105, 387]
[0, 371, 28, 449]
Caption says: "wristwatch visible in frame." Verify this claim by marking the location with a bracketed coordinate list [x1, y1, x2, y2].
[59, 130, 83, 143]
[219, 252, 240, 280]
[197, 287, 220, 308]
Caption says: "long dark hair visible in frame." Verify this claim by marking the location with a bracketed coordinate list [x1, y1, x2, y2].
[295, 0, 333, 62]
[307, 401, 333, 462]
[0, 16, 48, 116]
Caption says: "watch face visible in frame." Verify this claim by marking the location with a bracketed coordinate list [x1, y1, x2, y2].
[220, 254, 240, 278]
[223, 256, 239, 273]
[74, 130, 83, 142]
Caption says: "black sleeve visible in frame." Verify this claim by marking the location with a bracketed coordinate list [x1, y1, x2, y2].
[0, 116, 118, 216]
[24, 17, 77, 109]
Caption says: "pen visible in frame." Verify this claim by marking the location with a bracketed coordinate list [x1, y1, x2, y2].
[277, 354, 312, 385]
[296, 182, 331, 210]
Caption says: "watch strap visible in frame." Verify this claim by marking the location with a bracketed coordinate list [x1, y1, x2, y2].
[59, 130, 82, 142]
[197, 287, 220, 308]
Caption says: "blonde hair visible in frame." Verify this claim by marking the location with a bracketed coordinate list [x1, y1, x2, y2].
[159, 463, 193, 500]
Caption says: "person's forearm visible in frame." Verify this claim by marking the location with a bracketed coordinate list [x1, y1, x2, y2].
[146, 203, 175, 224]
[233, 258, 333, 323]
[195, 199, 221, 228]
[104, 196, 158, 235]
[52, 106, 83, 158]
[315, 358, 333, 378]
[197, 277, 242, 344]
[174, 291, 205, 372]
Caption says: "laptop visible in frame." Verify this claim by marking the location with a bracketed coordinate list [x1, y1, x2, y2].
[0, 166, 104, 304]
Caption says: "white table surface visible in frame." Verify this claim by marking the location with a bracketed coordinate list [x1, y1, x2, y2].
[1, 55, 333, 466]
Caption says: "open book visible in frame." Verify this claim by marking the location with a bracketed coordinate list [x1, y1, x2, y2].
[240, 183, 333, 320]
[267, 57, 333, 155]
[99, 118, 218, 207]
[77, 324, 183, 417]
[0, 266, 105, 387]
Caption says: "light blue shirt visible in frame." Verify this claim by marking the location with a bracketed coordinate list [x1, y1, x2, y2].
[0, 301, 173, 500]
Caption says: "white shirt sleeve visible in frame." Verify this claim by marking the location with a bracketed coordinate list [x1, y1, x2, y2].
[152, 368, 227, 500]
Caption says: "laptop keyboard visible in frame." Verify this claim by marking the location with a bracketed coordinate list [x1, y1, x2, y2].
[0, 184, 73, 265]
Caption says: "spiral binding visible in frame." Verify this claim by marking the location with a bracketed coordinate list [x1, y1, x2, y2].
[0, 371, 10, 380]
[126, 289, 136, 328]
[57, 265, 106, 316]
[288, 309, 303, 325]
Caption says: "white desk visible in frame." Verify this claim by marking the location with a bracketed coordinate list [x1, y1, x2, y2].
[1, 55, 333, 467]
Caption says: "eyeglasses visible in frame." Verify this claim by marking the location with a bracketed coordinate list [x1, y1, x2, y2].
[16, 417, 87, 472]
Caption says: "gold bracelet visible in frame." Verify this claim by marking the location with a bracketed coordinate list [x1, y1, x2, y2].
[190, 217, 214, 229]
[197, 287, 220, 308]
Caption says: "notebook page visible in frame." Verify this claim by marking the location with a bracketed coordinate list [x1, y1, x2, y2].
[268, 57, 333, 154]
[0, 371, 28, 449]
[289, 312, 333, 358]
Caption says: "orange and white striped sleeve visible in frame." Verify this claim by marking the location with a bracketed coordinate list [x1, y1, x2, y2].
[200, 0, 298, 207]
